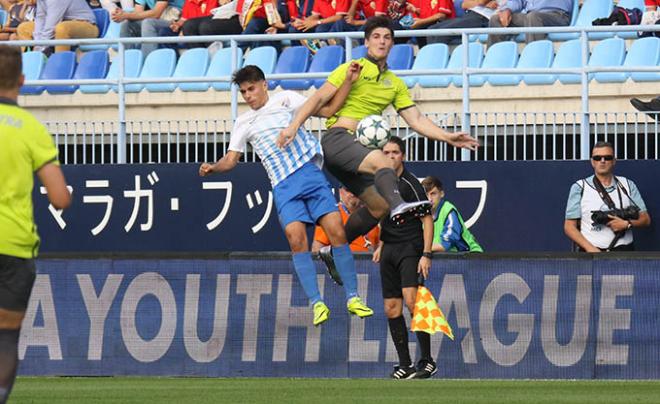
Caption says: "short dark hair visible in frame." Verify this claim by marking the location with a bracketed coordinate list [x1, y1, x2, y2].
[385, 136, 405, 155]
[593, 141, 614, 152]
[422, 176, 443, 193]
[232, 65, 265, 86]
[364, 16, 394, 39]
[0, 45, 22, 90]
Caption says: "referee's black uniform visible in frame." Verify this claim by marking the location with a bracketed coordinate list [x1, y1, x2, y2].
[379, 168, 428, 298]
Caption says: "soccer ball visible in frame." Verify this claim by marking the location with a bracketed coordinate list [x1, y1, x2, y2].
[355, 115, 391, 149]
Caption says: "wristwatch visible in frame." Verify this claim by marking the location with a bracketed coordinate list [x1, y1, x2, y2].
[422, 252, 433, 259]
[627, 220, 633, 230]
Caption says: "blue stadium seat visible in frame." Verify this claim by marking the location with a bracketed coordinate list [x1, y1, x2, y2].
[22, 51, 76, 95]
[589, 37, 626, 83]
[19, 51, 47, 95]
[474, 41, 518, 86]
[451, 43, 484, 87]
[281, 45, 344, 90]
[80, 49, 143, 94]
[0, 10, 7, 28]
[352, 45, 367, 60]
[631, 37, 660, 82]
[554, 39, 583, 84]
[595, 37, 657, 83]
[519, 40, 555, 86]
[268, 46, 311, 89]
[243, 46, 277, 83]
[147, 48, 209, 92]
[94, 8, 110, 38]
[548, 0, 613, 41]
[179, 47, 243, 92]
[126, 48, 176, 93]
[404, 43, 449, 88]
[47, 50, 109, 94]
[387, 44, 414, 70]
[80, 20, 121, 52]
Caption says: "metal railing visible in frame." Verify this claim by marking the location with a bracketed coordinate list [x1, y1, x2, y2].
[12, 24, 660, 164]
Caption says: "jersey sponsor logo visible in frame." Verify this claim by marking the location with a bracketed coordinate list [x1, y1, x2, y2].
[0, 114, 22, 128]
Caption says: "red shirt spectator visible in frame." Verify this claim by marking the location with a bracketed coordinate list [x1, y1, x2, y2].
[182, 0, 219, 19]
[313, 0, 350, 18]
[357, 0, 386, 18]
[406, 0, 454, 20]
[645, 0, 659, 9]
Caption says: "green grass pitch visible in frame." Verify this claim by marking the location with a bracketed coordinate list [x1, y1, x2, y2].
[12, 377, 660, 404]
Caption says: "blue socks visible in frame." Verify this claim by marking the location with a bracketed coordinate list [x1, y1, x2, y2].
[331, 244, 359, 299]
[292, 252, 322, 305]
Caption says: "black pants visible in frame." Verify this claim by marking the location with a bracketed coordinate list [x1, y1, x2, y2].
[182, 15, 243, 48]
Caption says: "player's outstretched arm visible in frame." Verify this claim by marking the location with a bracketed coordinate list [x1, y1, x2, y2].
[317, 61, 362, 118]
[37, 163, 71, 210]
[199, 151, 242, 176]
[399, 106, 479, 151]
[277, 82, 339, 148]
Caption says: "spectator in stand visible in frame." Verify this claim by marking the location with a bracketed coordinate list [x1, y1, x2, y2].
[329, 0, 386, 34]
[427, 0, 496, 45]
[113, 0, 183, 56]
[240, 0, 290, 50]
[312, 186, 381, 254]
[0, 0, 36, 42]
[487, 0, 573, 46]
[16, 0, 98, 54]
[645, 0, 659, 11]
[287, 0, 349, 52]
[161, 0, 217, 44]
[403, 0, 454, 46]
[180, 0, 275, 48]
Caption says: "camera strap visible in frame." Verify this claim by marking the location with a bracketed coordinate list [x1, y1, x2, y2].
[593, 176, 625, 251]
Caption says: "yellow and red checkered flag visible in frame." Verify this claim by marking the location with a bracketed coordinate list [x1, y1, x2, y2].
[410, 285, 454, 339]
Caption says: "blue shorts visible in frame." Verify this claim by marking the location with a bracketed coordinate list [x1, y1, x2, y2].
[273, 162, 338, 228]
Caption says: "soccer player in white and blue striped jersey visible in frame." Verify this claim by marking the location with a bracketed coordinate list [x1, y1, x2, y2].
[199, 65, 373, 326]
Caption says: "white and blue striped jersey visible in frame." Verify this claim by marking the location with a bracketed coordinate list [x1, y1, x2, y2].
[228, 91, 323, 187]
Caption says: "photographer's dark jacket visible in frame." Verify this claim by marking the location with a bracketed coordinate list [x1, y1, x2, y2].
[565, 175, 647, 249]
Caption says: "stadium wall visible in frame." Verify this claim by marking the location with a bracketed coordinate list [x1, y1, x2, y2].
[35, 161, 660, 253]
[18, 254, 660, 379]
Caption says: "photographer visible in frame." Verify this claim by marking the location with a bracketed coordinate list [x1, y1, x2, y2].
[564, 141, 651, 252]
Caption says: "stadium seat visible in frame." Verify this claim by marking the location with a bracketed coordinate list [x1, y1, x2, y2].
[630, 37, 660, 82]
[80, 49, 143, 94]
[404, 43, 449, 88]
[555, 39, 582, 85]
[281, 45, 344, 90]
[179, 47, 243, 92]
[126, 48, 176, 93]
[519, 40, 555, 86]
[21, 51, 76, 95]
[147, 48, 209, 92]
[474, 41, 518, 86]
[596, 37, 657, 83]
[548, 0, 613, 41]
[19, 51, 47, 95]
[243, 46, 277, 85]
[450, 43, 484, 87]
[268, 46, 311, 89]
[0, 10, 6, 28]
[80, 20, 121, 52]
[589, 37, 626, 83]
[387, 44, 414, 70]
[352, 45, 367, 60]
[47, 50, 109, 94]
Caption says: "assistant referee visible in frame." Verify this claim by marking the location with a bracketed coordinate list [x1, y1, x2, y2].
[0, 44, 70, 404]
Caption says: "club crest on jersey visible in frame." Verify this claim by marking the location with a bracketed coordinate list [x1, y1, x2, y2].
[382, 79, 392, 87]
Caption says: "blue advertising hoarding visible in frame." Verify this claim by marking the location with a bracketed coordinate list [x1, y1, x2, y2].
[18, 255, 660, 379]
[34, 161, 660, 253]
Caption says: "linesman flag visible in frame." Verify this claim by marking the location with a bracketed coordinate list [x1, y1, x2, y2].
[410, 285, 454, 339]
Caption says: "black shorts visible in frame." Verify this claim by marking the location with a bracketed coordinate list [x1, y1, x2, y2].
[0, 254, 37, 311]
[379, 241, 423, 299]
[321, 127, 374, 196]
